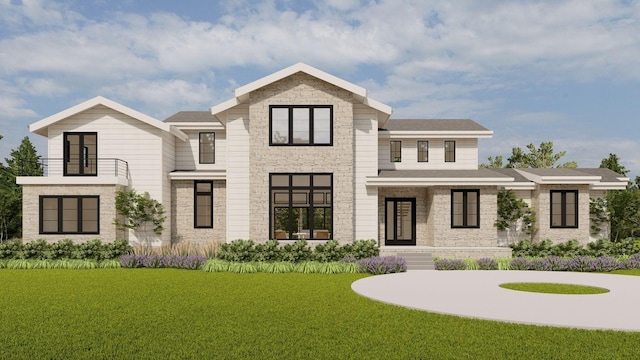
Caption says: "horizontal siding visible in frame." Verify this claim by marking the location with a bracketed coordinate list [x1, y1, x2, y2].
[353, 105, 378, 240]
[174, 130, 226, 170]
[226, 105, 250, 241]
[378, 138, 478, 170]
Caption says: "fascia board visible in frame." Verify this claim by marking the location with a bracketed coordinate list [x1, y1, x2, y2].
[169, 171, 227, 180]
[380, 131, 493, 139]
[365, 176, 515, 186]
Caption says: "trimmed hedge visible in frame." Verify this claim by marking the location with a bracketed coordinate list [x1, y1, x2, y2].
[0, 239, 132, 261]
[510, 238, 640, 258]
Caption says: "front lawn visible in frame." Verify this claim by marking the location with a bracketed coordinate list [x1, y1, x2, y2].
[1, 270, 639, 359]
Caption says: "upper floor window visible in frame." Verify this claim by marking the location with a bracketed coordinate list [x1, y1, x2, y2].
[270, 106, 332, 146]
[199, 132, 215, 164]
[451, 189, 479, 228]
[550, 190, 578, 228]
[390, 141, 402, 162]
[445, 140, 456, 162]
[417, 141, 429, 162]
[64, 132, 97, 176]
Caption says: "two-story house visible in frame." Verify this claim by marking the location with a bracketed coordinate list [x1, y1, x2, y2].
[17, 63, 628, 258]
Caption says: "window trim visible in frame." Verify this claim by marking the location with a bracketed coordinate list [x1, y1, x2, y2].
[269, 173, 333, 240]
[63, 132, 98, 176]
[550, 190, 579, 229]
[39, 195, 100, 234]
[198, 132, 215, 164]
[194, 181, 214, 228]
[444, 140, 456, 163]
[269, 105, 333, 146]
[451, 189, 480, 228]
[390, 140, 402, 163]
[417, 140, 429, 163]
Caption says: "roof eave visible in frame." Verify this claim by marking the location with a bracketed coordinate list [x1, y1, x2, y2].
[380, 130, 493, 139]
[366, 176, 514, 187]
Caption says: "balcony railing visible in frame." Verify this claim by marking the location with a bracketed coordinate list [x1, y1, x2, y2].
[25, 158, 129, 179]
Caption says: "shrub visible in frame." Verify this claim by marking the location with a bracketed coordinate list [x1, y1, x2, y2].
[0, 240, 23, 259]
[349, 239, 380, 259]
[52, 239, 75, 259]
[463, 258, 478, 270]
[589, 256, 621, 272]
[313, 240, 344, 262]
[281, 240, 313, 262]
[357, 256, 406, 274]
[544, 256, 567, 271]
[622, 253, 640, 269]
[509, 257, 531, 270]
[217, 239, 257, 262]
[566, 256, 595, 272]
[477, 258, 498, 270]
[120, 255, 141, 268]
[550, 239, 582, 258]
[23, 239, 53, 259]
[255, 240, 283, 262]
[434, 259, 467, 270]
[530, 258, 552, 271]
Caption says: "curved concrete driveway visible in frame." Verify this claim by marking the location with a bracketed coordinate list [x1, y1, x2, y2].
[352, 271, 640, 331]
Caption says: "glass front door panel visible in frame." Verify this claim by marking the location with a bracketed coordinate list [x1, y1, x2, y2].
[385, 198, 416, 245]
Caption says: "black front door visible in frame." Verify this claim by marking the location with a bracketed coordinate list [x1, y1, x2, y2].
[385, 198, 416, 246]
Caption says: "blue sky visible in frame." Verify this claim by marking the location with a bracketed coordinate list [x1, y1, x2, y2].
[1, 0, 639, 176]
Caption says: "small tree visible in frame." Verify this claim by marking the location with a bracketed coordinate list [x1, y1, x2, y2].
[495, 189, 536, 244]
[113, 189, 166, 247]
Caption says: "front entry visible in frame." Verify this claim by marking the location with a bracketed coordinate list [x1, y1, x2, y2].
[385, 198, 416, 246]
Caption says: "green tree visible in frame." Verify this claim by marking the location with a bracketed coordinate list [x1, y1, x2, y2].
[0, 136, 43, 240]
[479, 155, 504, 169]
[113, 189, 166, 247]
[591, 154, 640, 241]
[506, 141, 577, 168]
[495, 189, 536, 244]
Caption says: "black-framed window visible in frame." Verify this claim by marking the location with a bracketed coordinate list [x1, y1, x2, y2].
[417, 141, 429, 162]
[194, 181, 213, 228]
[385, 198, 416, 245]
[550, 190, 578, 228]
[445, 140, 456, 162]
[451, 190, 479, 228]
[199, 133, 215, 164]
[269, 105, 332, 146]
[390, 141, 402, 162]
[64, 132, 97, 176]
[270, 173, 332, 240]
[40, 196, 99, 234]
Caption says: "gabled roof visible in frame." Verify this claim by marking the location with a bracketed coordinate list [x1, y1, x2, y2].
[164, 111, 214, 123]
[210, 63, 393, 126]
[380, 119, 493, 138]
[29, 96, 188, 141]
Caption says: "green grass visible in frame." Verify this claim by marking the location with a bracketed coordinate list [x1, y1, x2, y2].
[1, 270, 639, 359]
[611, 269, 640, 276]
[499, 282, 610, 294]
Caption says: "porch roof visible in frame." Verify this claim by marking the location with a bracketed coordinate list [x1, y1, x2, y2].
[366, 169, 515, 186]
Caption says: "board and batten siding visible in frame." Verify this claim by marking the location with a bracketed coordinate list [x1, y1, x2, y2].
[46, 105, 173, 245]
[378, 138, 479, 170]
[225, 105, 251, 241]
[353, 105, 379, 240]
[174, 130, 227, 170]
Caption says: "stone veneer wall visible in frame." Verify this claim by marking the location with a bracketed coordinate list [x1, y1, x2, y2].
[171, 180, 226, 244]
[431, 186, 498, 247]
[22, 184, 124, 243]
[378, 187, 430, 246]
[532, 184, 590, 244]
[247, 73, 354, 244]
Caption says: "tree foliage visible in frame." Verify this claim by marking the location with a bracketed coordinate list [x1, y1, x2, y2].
[495, 189, 536, 244]
[113, 189, 166, 246]
[591, 154, 640, 241]
[0, 136, 43, 240]
[481, 141, 577, 168]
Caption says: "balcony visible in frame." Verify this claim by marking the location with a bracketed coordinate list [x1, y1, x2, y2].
[16, 158, 130, 186]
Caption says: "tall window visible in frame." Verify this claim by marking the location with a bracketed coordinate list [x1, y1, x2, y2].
[199, 133, 215, 164]
[270, 106, 332, 145]
[385, 198, 416, 245]
[390, 141, 402, 162]
[417, 141, 429, 162]
[40, 196, 99, 234]
[444, 141, 456, 162]
[550, 190, 578, 228]
[64, 133, 97, 175]
[270, 174, 332, 240]
[194, 181, 213, 228]
[451, 190, 479, 228]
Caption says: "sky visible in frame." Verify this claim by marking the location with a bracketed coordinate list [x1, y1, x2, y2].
[0, 0, 639, 177]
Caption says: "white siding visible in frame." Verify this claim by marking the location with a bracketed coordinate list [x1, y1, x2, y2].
[161, 131, 175, 245]
[174, 130, 227, 170]
[378, 138, 479, 170]
[46, 105, 171, 245]
[225, 105, 251, 241]
[353, 105, 379, 240]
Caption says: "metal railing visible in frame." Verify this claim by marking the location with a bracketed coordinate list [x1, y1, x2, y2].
[26, 158, 129, 179]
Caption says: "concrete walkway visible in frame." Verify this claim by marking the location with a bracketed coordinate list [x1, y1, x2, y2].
[351, 271, 640, 331]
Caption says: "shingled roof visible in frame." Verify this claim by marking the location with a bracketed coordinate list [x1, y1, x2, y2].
[164, 111, 214, 123]
[382, 119, 489, 132]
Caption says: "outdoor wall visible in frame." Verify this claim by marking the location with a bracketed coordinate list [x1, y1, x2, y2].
[247, 73, 355, 244]
[377, 187, 429, 246]
[225, 105, 251, 240]
[430, 186, 498, 247]
[378, 138, 479, 170]
[171, 180, 226, 244]
[532, 184, 591, 244]
[174, 129, 227, 170]
[22, 184, 124, 243]
[353, 104, 379, 240]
